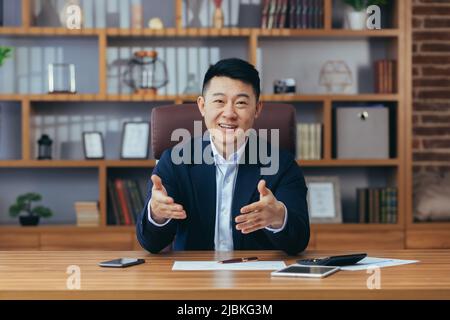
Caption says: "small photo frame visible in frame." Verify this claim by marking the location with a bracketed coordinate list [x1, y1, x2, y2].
[82, 131, 104, 159]
[120, 121, 150, 159]
[305, 176, 342, 224]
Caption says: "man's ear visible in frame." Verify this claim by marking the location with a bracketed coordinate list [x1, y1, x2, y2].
[197, 96, 205, 117]
[255, 100, 263, 119]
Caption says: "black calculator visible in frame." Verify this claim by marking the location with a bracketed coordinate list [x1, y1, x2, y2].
[297, 253, 367, 267]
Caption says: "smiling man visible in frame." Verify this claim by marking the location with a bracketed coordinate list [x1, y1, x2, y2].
[136, 58, 310, 255]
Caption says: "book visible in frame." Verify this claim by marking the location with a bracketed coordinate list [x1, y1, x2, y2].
[122, 179, 136, 225]
[288, 0, 296, 28]
[279, 0, 288, 28]
[357, 188, 366, 223]
[262, 0, 272, 28]
[374, 188, 380, 223]
[267, 0, 278, 29]
[74, 201, 100, 227]
[115, 179, 132, 225]
[107, 180, 119, 225]
[315, 123, 322, 159]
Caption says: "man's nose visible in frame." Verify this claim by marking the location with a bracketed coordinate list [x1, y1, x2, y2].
[222, 102, 237, 118]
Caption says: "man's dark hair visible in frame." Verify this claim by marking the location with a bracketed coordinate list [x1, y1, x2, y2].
[202, 58, 261, 100]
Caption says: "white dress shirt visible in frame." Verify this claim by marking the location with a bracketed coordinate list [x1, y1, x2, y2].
[148, 138, 288, 251]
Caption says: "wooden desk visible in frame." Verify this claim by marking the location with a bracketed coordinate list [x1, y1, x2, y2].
[0, 250, 449, 299]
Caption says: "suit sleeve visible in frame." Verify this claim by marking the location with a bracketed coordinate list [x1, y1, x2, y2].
[263, 155, 310, 255]
[136, 149, 180, 253]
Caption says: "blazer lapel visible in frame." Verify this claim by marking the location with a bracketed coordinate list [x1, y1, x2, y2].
[189, 139, 216, 250]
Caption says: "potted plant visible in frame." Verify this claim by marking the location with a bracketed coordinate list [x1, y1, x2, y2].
[343, 0, 387, 30]
[0, 46, 13, 67]
[9, 193, 53, 226]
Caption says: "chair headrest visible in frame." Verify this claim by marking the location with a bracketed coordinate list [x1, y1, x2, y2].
[151, 103, 296, 159]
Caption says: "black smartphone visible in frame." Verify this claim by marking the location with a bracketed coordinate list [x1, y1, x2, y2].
[99, 258, 145, 268]
[296, 253, 367, 266]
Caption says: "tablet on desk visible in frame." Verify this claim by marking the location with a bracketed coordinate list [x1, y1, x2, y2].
[271, 265, 340, 278]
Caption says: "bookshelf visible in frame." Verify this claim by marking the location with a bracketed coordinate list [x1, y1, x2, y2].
[0, 0, 413, 250]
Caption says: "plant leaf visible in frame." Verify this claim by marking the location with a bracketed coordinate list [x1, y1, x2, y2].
[9, 204, 23, 217]
[32, 206, 53, 218]
[27, 193, 42, 202]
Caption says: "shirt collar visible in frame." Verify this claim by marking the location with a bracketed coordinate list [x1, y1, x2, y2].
[209, 134, 248, 165]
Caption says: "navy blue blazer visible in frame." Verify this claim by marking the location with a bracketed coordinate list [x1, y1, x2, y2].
[136, 137, 310, 255]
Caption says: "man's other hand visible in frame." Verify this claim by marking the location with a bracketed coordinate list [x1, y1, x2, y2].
[150, 174, 186, 224]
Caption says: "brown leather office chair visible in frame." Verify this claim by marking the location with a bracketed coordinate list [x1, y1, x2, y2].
[151, 103, 297, 159]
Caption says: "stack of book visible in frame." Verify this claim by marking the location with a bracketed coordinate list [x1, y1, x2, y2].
[374, 59, 397, 93]
[107, 178, 145, 226]
[261, 0, 324, 29]
[356, 187, 398, 224]
[74, 201, 100, 227]
[296, 123, 322, 160]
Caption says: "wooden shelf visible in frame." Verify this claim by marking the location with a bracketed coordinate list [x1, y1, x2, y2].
[261, 94, 399, 102]
[0, 160, 157, 168]
[298, 159, 399, 167]
[0, 93, 399, 102]
[0, 27, 100, 36]
[258, 28, 400, 37]
[0, 160, 102, 167]
[0, 225, 135, 232]
[311, 223, 402, 232]
[0, 159, 396, 168]
[0, 224, 400, 232]
[0, 27, 400, 38]
[408, 222, 450, 230]
[105, 160, 157, 167]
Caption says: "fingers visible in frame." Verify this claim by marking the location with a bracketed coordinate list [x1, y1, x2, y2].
[235, 211, 259, 223]
[258, 179, 271, 198]
[151, 174, 164, 191]
[151, 200, 187, 220]
[160, 208, 186, 219]
[240, 201, 263, 214]
[235, 216, 264, 234]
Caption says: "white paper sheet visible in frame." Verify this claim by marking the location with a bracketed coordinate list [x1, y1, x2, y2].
[339, 257, 419, 271]
[172, 261, 286, 271]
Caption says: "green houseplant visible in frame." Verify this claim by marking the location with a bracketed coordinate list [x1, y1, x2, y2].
[0, 47, 13, 67]
[342, 0, 387, 30]
[343, 0, 387, 12]
[9, 193, 53, 226]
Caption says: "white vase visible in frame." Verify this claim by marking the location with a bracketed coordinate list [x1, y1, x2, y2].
[346, 11, 367, 30]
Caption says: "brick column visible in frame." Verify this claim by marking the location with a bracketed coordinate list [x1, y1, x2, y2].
[413, 0, 450, 175]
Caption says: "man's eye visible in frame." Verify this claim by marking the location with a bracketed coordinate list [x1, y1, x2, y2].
[236, 101, 248, 107]
[214, 100, 224, 104]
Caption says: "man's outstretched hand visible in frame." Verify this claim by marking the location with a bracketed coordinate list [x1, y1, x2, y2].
[235, 180, 286, 234]
[150, 174, 186, 224]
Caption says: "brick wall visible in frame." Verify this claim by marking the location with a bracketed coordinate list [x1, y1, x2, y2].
[413, 0, 450, 175]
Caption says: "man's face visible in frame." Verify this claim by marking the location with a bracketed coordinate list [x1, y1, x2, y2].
[197, 76, 262, 149]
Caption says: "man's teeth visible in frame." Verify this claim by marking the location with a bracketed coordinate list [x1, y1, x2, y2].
[219, 124, 237, 129]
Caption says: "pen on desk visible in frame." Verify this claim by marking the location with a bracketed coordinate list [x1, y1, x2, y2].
[219, 257, 259, 264]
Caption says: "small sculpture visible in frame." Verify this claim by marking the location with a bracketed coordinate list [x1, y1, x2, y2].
[319, 60, 353, 93]
[213, 0, 224, 28]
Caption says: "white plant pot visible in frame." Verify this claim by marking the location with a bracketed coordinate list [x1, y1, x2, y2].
[346, 11, 367, 30]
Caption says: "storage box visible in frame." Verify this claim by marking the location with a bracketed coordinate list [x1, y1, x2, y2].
[336, 106, 389, 159]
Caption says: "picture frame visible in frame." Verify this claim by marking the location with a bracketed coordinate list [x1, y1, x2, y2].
[305, 176, 342, 224]
[82, 131, 104, 160]
[120, 121, 150, 159]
